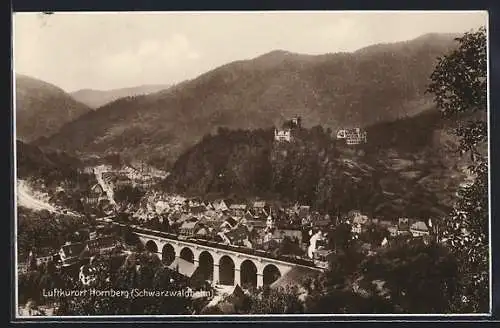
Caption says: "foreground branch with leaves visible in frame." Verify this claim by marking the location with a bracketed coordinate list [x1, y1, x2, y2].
[427, 26, 489, 313]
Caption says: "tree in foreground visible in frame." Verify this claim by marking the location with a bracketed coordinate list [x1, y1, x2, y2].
[244, 285, 304, 314]
[427, 26, 488, 313]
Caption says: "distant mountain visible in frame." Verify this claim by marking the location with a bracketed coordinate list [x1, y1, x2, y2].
[71, 84, 171, 108]
[15, 74, 93, 143]
[36, 33, 460, 168]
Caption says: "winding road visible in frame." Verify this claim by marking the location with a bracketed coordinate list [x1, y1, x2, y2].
[17, 179, 80, 216]
[93, 165, 118, 207]
[17, 180, 59, 213]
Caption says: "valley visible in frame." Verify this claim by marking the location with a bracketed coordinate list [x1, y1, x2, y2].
[13, 23, 489, 316]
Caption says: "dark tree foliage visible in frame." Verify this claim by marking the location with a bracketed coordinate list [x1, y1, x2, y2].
[301, 247, 391, 314]
[427, 26, 489, 313]
[17, 207, 87, 256]
[166, 123, 454, 220]
[277, 236, 303, 256]
[55, 251, 209, 315]
[301, 240, 459, 314]
[359, 223, 389, 245]
[327, 222, 353, 252]
[305, 288, 394, 314]
[428, 27, 487, 135]
[118, 224, 141, 246]
[244, 285, 304, 314]
[359, 241, 459, 313]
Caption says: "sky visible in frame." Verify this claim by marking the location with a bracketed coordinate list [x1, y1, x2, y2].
[13, 11, 487, 92]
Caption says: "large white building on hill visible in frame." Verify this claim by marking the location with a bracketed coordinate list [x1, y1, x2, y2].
[336, 128, 367, 145]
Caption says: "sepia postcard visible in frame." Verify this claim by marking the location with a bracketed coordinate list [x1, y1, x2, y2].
[12, 10, 490, 319]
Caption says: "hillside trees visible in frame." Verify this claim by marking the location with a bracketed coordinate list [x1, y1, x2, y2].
[427, 26, 488, 312]
[359, 241, 459, 313]
[166, 119, 457, 220]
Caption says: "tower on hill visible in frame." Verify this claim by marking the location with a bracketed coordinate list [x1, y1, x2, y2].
[290, 115, 302, 129]
[274, 115, 302, 142]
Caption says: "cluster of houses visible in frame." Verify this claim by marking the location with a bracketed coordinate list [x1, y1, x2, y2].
[117, 164, 166, 188]
[57, 229, 122, 268]
[83, 163, 167, 207]
[131, 195, 335, 256]
[19, 226, 123, 275]
[129, 192, 437, 264]
[347, 210, 434, 242]
[349, 211, 432, 237]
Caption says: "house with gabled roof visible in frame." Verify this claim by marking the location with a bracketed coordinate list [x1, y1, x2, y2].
[180, 218, 199, 236]
[220, 216, 238, 233]
[33, 248, 56, 267]
[190, 205, 207, 216]
[195, 217, 218, 232]
[203, 209, 217, 219]
[229, 203, 247, 216]
[252, 201, 267, 215]
[86, 235, 118, 255]
[87, 183, 105, 205]
[58, 242, 88, 267]
[245, 219, 267, 234]
[244, 210, 256, 221]
[410, 221, 429, 237]
[195, 226, 210, 238]
[351, 213, 370, 226]
[253, 200, 266, 209]
[213, 200, 229, 212]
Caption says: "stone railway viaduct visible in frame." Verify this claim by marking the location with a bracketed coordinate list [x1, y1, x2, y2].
[134, 230, 322, 288]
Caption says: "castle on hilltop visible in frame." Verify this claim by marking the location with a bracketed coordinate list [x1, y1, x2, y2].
[336, 128, 367, 145]
[274, 115, 302, 142]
